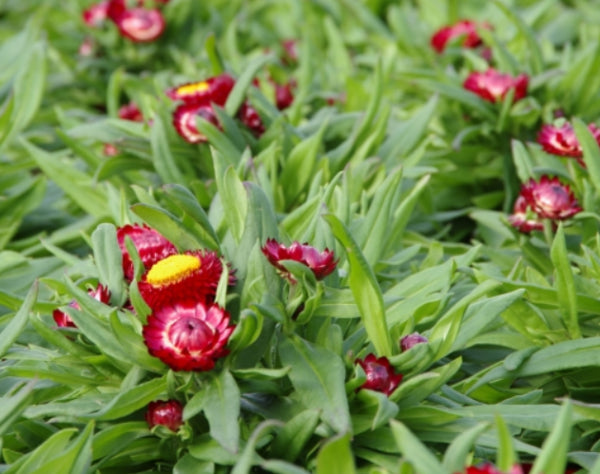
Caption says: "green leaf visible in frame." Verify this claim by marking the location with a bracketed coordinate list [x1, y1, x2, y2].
[0, 282, 37, 358]
[269, 410, 321, 462]
[530, 400, 572, 474]
[231, 420, 281, 474]
[91, 223, 124, 305]
[442, 423, 489, 473]
[495, 415, 516, 472]
[279, 335, 350, 434]
[150, 114, 185, 184]
[325, 214, 392, 357]
[316, 432, 356, 474]
[0, 381, 35, 437]
[550, 224, 580, 339]
[511, 139, 535, 182]
[212, 153, 248, 243]
[203, 370, 241, 453]
[574, 117, 600, 194]
[391, 420, 447, 474]
[225, 54, 274, 117]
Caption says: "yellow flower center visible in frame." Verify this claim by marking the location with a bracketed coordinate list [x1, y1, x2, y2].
[146, 254, 200, 286]
[176, 81, 209, 96]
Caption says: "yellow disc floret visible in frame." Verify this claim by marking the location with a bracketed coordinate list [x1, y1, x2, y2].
[146, 254, 200, 287]
[176, 81, 209, 96]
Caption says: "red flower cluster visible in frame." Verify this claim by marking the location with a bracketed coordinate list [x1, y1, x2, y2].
[82, 0, 168, 43]
[355, 354, 403, 396]
[167, 73, 265, 143]
[431, 20, 490, 53]
[261, 238, 337, 281]
[53, 284, 111, 328]
[537, 122, 600, 167]
[145, 399, 183, 432]
[509, 176, 581, 233]
[463, 68, 528, 103]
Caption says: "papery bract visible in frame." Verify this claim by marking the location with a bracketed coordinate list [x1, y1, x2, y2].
[143, 298, 234, 371]
[538, 122, 600, 166]
[53, 284, 111, 328]
[116, 224, 177, 282]
[115, 8, 165, 42]
[508, 195, 544, 233]
[355, 353, 403, 396]
[146, 400, 183, 431]
[172, 103, 220, 144]
[261, 238, 337, 280]
[166, 74, 235, 106]
[400, 332, 428, 352]
[139, 251, 234, 310]
[118, 102, 144, 122]
[83, 1, 110, 27]
[463, 68, 528, 103]
[274, 81, 295, 110]
[520, 175, 581, 220]
[238, 102, 265, 136]
[431, 20, 488, 53]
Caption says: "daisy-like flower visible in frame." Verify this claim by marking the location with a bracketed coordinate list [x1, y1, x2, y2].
[166, 74, 235, 106]
[400, 332, 428, 352]
[114, 7, 165, 42]
[118, 102, 144, 122]
[142, 298, 234, 371]
[116, 224, 177, 282]
[172, 103, 220, 144]
[508, 195, 544, 233]
[238, 102, 265, 136]
[463, 68, 528, 103]
[138, 251, 233, 310]
[538, 122, 600, 166]
[145, 399, 183, 431]
[261, 238, 337, 280]
[83, 1, 110, 27]
[520, 175, 581, 221]
[355, 353, 403, 396]
[53, 284, 111, 328]
[431, 20, 489, 53]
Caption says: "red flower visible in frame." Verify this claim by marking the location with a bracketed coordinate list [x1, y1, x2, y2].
[538, 122, 600, 165]
[508, 195, 544, 233]
[274, 81, 295, 110]
[53, 284, 111, 328]
[520, 175, 581, 220]
[463, 465, 523, 474]
[172, 103, 220, 144]
[463, 68, 528, 103]
[118, 102, 144, 122]
[145, 399, 183, 431]
[261, 238, 337, 280]
[106, 0, 127, 22]
[138, 251, 233, 310]
[142, 299, 234, 371]
[166, 74, 235, 106]
[114, 8, 165, 42]
[116, 224, 177, 282]
[400, 332, 428, 352]
[431, 20, 489, 53]
[355, 354, 403, 396]
[238, 102, 265, 136]
[83, 1, 109, 27]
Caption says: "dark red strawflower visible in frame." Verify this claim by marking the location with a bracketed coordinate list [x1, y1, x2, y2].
[463, 68, 528, 103]
[143, 299, 234, 371]
[538, 122, 600, 166]
[400, 332, 428, 352]
[274, 81, 295, 110]
[116, 224, 177, 282]
[118, 102, 144, 122]
[83, 1, 109, 27]
[145, 399, 183, 431]
[508, 195, 544, 233]
[138, 251, 234, 310]
[106, 0, 126, 22]
[114, 7, 165, 42]
[431, 20, 489, 53]
[520, 175, 582, 220]
[53, 284, 111, 328]
[261, 238, 337, 280]
[355, 353, 403, 396]
[172, 103, 220, 144]
[463, 464, 523, 474]
[238, 102, 265, 136]
[166, 74, 235, 106]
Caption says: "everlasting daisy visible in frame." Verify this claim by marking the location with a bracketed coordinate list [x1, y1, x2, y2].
[431, 20, 489, 53]
[355, 354, 403, 396]
[520, 175, 581, 221]
[145, 400, 183, 431]
[463, 68, 528, 103]
[166, 74, 235, 105]
[261, 238, 337, 281]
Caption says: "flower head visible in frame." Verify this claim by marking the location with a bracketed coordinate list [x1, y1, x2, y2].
[166, 74, 235, 106]
[139, 251, 233, 310]
[238, 102, 265, 136]
[520, 176, 581, 220]
[172, 103, 220, 144]
[274, 81, 295, 110]
[145, 399, 183, 431]
[114, 7, 165, 42]
[431, 20, 489, 53]
[508, 195, 544, 233]
[355, 354, 403, 396]
[106, 0, 127, 22]
[463, 464, 523, 474]
[118, 102, 144, 122]
[463, 68, 528, 103]
[83, 1, 110, 27]
[116, 224, 177, 282]
[400, 332, 428, 352]
[261, 238, 337, 280]
[53, 284, 111, 328]
[538, 122, 600, 165]
[143, 299, 234, 371]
